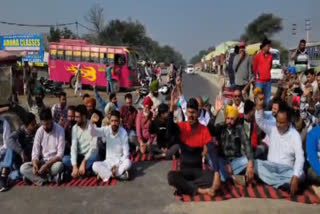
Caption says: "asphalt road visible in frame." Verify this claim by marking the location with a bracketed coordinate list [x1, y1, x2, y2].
[1, 73, 320, 214]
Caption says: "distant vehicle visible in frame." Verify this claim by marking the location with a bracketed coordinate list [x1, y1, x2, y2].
[270, 48, 283, 80]
[161, 68, 168, 76]
[185, 64, 195, 74]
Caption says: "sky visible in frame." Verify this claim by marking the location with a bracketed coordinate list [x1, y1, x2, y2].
[0, 0, 319, 61]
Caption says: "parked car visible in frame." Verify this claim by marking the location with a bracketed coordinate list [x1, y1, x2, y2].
[271, 64, 284, 80]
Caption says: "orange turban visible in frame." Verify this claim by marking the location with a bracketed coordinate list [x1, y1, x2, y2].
[84, 97, 96, 108]
[253, 87, 262, 97]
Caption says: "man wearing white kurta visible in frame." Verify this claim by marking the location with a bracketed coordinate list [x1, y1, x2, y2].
[89, 110, 131, 182]
[254, 93, 304, 195]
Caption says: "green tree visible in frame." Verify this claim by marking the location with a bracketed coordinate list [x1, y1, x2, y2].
[47, 26, 76, 42]
[47, 26, 61, 42]
[241, 13, 283, 43]
[189, 46, 215, 64]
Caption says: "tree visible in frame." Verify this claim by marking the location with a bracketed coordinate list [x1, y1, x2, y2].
[85, 3, 105, 34]
[189, 46, 215, 64]
[241, 13, 283, 43]
[47, 26, 76, 42]
[47, 26, 61, 42]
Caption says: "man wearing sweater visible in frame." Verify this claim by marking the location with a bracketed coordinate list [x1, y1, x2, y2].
[62, 105, 98, 178]
[254, 93, 304, 195]
[253, 39, 273, 105]
[233, 41, 253, 91]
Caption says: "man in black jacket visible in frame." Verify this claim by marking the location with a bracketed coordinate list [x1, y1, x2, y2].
[207, 95, 254, 185]
[149, 103, 179, 159]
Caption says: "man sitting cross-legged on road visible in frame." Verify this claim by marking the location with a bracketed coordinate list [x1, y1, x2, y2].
[207, 95, 254, 186]
[20, 108, 65, 186]
[0, 113, 37, 192]
[167, 89, 221, 196]
[62, 105, 99, 179]
[254, 93, 305, 195]
[90, 110, 131, 182]
[149, 103, 180, 159]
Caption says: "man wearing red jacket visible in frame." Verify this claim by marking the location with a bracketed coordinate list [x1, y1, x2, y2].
[253, 39, 273, 105]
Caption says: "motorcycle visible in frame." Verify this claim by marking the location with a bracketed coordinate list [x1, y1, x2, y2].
[39, 77, 64, 97]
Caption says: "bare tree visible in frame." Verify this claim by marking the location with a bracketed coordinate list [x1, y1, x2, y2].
[85, 3, 105, 34]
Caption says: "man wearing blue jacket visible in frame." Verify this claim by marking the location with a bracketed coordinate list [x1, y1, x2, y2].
[306, 123, 320, 198]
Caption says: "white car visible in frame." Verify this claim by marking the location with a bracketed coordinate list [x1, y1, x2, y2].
[271, 64, 284, 80]
[185, 64, 195, 74]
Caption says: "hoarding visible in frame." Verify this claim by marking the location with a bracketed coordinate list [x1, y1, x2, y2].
[0, 34, 44, 63]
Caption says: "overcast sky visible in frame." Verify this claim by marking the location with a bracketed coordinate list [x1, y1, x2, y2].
[1, 0, 319, 60]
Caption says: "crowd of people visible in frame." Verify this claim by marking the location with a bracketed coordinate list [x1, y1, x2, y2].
[0, 37, 319, 202]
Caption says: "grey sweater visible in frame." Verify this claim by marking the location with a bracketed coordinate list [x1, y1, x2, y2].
[233, 54, 253, 86]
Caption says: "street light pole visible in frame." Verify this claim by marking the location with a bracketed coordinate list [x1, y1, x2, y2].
[305, 19, 311, 43]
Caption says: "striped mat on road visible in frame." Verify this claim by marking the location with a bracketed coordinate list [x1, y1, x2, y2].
[171, 160, 320, 204]
[14, 177, 117, 187]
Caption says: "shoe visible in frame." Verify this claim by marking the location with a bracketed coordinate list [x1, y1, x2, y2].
[0, 176, 9, 192]
[119, 170, 130, 181]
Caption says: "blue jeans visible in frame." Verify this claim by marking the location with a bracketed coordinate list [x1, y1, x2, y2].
[106, 79, 113, 94]
[256, 81, 272, 105]
[254, 160, 297, 189]
[218, 156, 248, 182]
[0, 149, 22, 180]
[63, 153, 99, 172]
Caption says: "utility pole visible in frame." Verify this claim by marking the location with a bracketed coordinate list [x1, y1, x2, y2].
[305, 19, 311, 43]
[75, 20, 79, 38]
[292, 23, 297, 36]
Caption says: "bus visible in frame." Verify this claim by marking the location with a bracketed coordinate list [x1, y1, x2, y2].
[48, 39, 139, 92]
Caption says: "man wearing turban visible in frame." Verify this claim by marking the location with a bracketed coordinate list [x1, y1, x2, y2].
[207, 95, 254, 186]
[135, 96, 156, 154]
[84, 97, 103, 128]
[147, 80, 162, 116]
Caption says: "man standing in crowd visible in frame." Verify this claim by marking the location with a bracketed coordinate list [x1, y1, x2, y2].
[74, 64, 82, 97]
[90, 110, 131, 182]
[291, 39, 309, 74]
[20, 109, 65, 186]
[63, 105, 98, 178]
[253, 38, 273, 105]
[51, 92, 68, 125]
[0, 113, 37, 191]
[254, 93, 304, 195]
[233, 42, 253, 91]
[105, 64, 113, 95]
[207, 96, 254, 185]
[227, 46, 239, 89]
